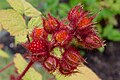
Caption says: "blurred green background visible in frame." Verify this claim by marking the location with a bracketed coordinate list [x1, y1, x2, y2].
[0, 0, 120, 80]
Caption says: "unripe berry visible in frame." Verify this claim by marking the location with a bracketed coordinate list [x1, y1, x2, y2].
[30, 27, 48, 40]
[54, 30, 72, 46]
[43, 14, 60, 34]
[68, 5, 84, 27]
[43, 56, 58, 72]
[79, 33, 103, 49]
[62, 47, 84, 68]
[59, 60, 75, 75]
[77, 16, 94, 30]
[68, 5, 95, 34]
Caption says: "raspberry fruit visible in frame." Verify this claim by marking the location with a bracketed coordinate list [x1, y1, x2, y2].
[43, 56, 58, 72]
[28, 39, 47, 53]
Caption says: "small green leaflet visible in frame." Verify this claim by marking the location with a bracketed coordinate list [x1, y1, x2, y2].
[28, 16, 43, 29]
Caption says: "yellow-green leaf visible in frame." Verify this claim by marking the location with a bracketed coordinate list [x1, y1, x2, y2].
[0, 24, 3, 31]
[7, 0, 24, 14]
[55, 64, 101, 80]
[7, 0, 41, 17]
[14, 53, 42, 80]
[28, 16, 43, 30]
[0, 9, 27, 36]
[0, 49, 9, 58]
[15, 35, 28, 44]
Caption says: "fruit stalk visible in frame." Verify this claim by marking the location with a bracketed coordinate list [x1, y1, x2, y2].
[17, 60, 34, 80]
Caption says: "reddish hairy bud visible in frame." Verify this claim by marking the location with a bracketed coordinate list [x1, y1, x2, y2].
[30, 27, 48, 40]
[59, 60, 76, 75]
[68, 5, 84, 25]
[43, 14, 60, 34]
[77, 15, 94, 30]
[68, 5, 95, 33]
[62, 47, 85, 68]
[54, 30, 72, 46]
[43, 56, 58, 72]
[79, 33, 103, 49]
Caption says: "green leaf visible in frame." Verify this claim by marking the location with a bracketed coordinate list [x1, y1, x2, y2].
[0, 9, 27, 36]
[0, 0, 10, 9]
[69, 0, 80, 7]
[26, 0, 41, 8]
[55, 64, 101, 80]
[96, 9, 114, 20]
[0, 49, 9, 58]
[58, 3, 70, 18]
[108, 17, 117, 25]
[108, 29, 120, 41]
[14, 53, 42, 80]
[15, 35, 27, 44]
[28, 16, 43, 29]
[46, 0, 59, 9]
[103, 24, 120, 41]
[102, 24, 113, 37]
[0, 56, 14, 80]
[7, 0, 41, 17]
[43, 0, 59, 17]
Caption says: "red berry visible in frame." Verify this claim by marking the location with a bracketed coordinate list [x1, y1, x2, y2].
[28, 39, 47, 53]
[43, 14, 60, 34]
[43, 56, 58, 72]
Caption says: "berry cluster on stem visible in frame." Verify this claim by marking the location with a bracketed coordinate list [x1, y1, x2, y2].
[13, 5, 104, 80]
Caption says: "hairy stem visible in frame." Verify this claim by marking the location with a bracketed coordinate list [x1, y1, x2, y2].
[17, 60, 34, 80]
[0, 61, 14, 72]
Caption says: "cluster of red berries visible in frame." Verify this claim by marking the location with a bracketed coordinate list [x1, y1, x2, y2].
[23, 5, 103, 76]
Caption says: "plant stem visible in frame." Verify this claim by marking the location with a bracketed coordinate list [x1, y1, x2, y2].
[17, 60, 34, 80]
[0, 61, 14, 72]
